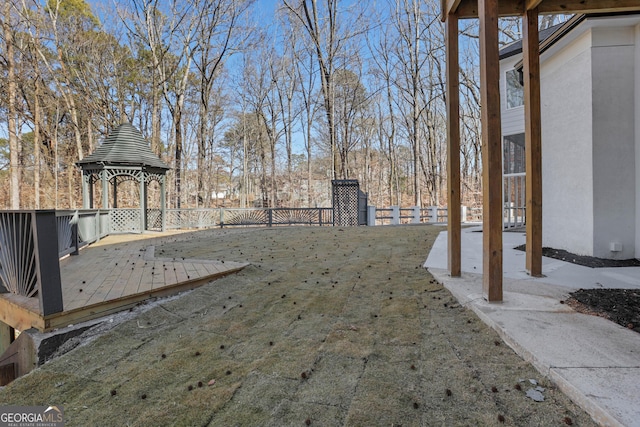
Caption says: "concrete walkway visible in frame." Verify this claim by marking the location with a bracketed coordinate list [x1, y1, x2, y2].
[425, 226, 640, 427]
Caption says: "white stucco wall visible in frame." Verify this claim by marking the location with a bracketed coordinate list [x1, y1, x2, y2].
[540, 31, 595, 256]
[590, 27, 636, 258]
[501, 18, 640, 259]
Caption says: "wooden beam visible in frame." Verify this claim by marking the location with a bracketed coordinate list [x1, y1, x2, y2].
[523, 8, 543, 277]
[446, 13, 462, 277]
[538, 0, 640, 15]
[479, 0, 503, 302]
[456, 0, 523, 18]
[43, 265, 245, 331]
[0, 322, 14, 355]
[0, 294, 47, 332]
[454, 0, 640, 18]
[525, 0, 543, 10]
[442, 0, 463, 20]
[0, 363, 16, 386]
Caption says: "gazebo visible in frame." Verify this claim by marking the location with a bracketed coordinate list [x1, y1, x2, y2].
[77, 123, 170, 232]
[442, 1, 640, 301]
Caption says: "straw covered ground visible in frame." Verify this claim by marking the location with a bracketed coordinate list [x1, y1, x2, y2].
[0, 225, 596, 426]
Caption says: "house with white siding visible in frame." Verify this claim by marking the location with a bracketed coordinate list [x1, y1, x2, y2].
[500, 13, 640, 259]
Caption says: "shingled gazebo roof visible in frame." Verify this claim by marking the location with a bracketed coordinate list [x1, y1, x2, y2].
[77, 123, 169, 171]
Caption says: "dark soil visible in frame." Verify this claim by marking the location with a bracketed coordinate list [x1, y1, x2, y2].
[514, 245, 640, 334]
[514, 244, 640, 268]
[567, 289, 640, 334]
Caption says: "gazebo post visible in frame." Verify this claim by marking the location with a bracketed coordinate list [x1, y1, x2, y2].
[161, 175, 167, 232]
[446, 12, 461, 277]
[479, 0, 503, 302]
[102, 170, 109, 209]
[113, 177, 118, 208]
[89, 175, 94, 208]
[82, 172, 91, 209]
[139, 172, 146, 232]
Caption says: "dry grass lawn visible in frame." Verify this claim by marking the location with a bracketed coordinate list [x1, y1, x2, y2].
[0, 225, 597, 426]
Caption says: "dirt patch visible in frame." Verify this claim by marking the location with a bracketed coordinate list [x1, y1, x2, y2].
[567, 289, 640, 334]
[0, 226, 597, 426]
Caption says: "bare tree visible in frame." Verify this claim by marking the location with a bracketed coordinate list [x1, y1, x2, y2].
[192, 0, 252, 207]
[125, 0, 200, 208]
[292, 31, 321, 206]
[367, 18, 402, 206]
[271, 25, 301, 201]
[283, 0, 368, 180]
[389, 0, 435, 206]
[2, 0, 20, 208]
[41, 0, 99, 161]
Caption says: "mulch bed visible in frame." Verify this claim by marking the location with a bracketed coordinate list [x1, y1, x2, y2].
[567, 289, 640, 334]
[513, 244, 640, 268]
[514, 244, 640, 334]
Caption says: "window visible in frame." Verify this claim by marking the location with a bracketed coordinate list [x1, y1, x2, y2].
[506, 69, 524, 109]
[503, 133, 525, 174]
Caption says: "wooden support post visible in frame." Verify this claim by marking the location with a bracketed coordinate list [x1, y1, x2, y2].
[0, 321, 15, 355]
[479, 0, 503, 301]
[523, 8, 543, 277]
[33, 211, 64, 315]
[446, 13, 461, 277]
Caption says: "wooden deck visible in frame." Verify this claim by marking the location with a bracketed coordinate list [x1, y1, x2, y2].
[0, 231, 248, 332]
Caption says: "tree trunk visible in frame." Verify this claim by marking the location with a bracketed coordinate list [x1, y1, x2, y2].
[3, 1, 19, 209]
[152, 71, 161, 155]
[34, 77, 42, 209]
[174, 110, 183, 209]
[198, 82, 209, 207]
[56, 48, 84, 161]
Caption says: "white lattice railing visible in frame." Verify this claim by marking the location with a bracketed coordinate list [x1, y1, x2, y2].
[110, 209, 141, 233]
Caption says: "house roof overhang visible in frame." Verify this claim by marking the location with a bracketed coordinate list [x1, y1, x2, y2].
[505, 12, 640, 70]
[441, 0, 640, 20]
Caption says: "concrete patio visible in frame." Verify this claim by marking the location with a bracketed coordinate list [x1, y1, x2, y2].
[425, 226, 640, 427]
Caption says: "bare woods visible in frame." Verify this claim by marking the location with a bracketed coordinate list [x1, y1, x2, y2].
[0, 0, 546, 210]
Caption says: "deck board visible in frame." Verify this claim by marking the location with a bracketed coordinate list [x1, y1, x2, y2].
[0, 231, 248, 332]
